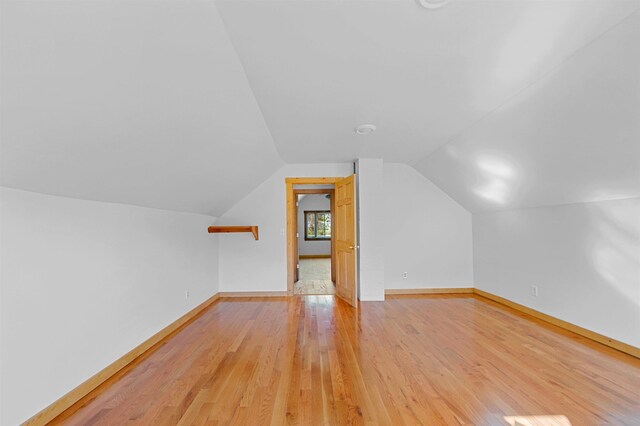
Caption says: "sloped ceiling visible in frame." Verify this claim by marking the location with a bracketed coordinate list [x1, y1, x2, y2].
[2, 0, 639, 215]
[217, 0, 640, 210]
[0, 0, 283, 216]
[216, 0, 639, 163]
[415, 10, 640, 212]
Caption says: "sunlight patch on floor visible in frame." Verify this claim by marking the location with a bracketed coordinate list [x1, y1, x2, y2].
[504, 414, 572, 426]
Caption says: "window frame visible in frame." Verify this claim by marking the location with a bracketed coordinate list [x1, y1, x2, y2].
[304, 210, 332, 241]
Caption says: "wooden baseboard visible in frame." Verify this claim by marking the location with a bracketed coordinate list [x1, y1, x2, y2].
[385, 287, 474, 295]
[384, 287, 638, 359]
[23, 292, 221, 426]
[473, 288, 640, 359]
[219, 291, 288, 298]
[299, 254, 331, 259]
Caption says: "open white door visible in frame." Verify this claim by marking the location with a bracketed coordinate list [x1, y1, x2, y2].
[335, 174, 358, 307]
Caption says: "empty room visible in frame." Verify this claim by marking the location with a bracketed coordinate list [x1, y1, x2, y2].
[1, 0, 639, 425]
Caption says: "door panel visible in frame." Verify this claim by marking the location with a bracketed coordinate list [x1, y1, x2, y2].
[294, 195, 299, 282]
[335, 174, 358, 307]
[330, 189, 336, 283]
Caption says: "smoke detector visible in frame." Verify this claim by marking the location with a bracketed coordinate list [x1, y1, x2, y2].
[354, 124, 376, 135]
[417, 0, 451, 9]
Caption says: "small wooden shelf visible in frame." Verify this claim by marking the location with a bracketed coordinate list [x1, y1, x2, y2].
[208, 226, 259, 240]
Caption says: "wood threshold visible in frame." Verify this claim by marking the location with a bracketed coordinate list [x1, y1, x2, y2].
[299, 254, 331, 259]
[473, 288, 640, 359]
[24, 293, 221, 426]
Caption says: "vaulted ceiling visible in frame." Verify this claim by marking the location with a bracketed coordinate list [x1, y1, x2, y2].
[1, 0, 283, 216]
[2, 0, 639, 215]
[416, 6, 640, 212]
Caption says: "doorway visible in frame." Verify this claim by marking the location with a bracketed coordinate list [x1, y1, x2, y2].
[294, 188, 335, 295]
[286, 176, 358, 307]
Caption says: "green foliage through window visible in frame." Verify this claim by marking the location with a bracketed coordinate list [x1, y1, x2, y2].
[305, 211, 331, 240]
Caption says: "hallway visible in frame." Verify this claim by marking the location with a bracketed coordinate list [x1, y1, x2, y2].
[294, 258, 335, 295]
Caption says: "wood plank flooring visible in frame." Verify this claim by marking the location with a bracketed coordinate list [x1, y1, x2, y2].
[52, 295, 640, 425]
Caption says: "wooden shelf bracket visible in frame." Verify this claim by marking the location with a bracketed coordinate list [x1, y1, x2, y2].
[207, 226, 259, 240]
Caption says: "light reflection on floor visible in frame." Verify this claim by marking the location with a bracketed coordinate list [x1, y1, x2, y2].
[504, 414, 572, 426]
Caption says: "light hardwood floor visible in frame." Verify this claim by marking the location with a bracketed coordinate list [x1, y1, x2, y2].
[52, 295, 640, 425]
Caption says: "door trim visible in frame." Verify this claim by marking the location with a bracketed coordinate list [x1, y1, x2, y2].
[286, 177, 342, 295]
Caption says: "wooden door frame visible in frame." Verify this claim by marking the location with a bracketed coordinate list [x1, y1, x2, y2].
[286, 177, 342, 295]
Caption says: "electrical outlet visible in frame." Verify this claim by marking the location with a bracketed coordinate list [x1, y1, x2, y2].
[531, 285, 538, 297]
[402, 272, 408, 279]
[185, 290, 190, 300]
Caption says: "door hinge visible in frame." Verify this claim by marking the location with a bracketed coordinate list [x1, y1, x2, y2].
[296, 232, 299, 238]
[296, 202, 299, 207]
[297, 263, 300, 269]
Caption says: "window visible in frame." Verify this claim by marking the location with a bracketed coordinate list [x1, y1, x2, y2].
[305, 211, 331, 240]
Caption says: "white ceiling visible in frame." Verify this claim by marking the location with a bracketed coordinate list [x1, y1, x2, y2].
[415, 9, 640, 212]
[0, 0, 283, 216]
[2, 0, 639, 215]
[216, 0, 639, 165]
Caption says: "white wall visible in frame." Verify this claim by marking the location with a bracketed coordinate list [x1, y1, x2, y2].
[297, 194, 331, 256]
[218, 162, 475, 295]
[473, 197, 640, 348]
[0, 188, 219, 425]
[356, 159, 385, 301]
[218, 163, 353, 293]
[384, 164, 474, 290]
